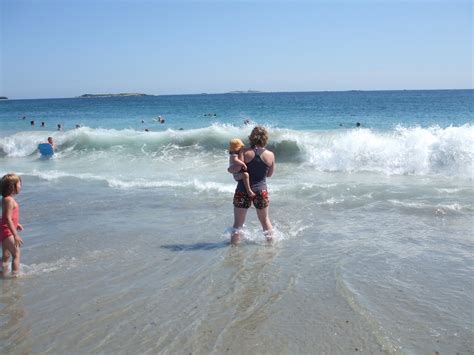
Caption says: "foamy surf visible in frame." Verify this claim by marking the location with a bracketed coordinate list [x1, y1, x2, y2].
[1, 124, 472, 178]
[222, 222, 305, 245]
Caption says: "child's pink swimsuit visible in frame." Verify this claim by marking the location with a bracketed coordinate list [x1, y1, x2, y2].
[0, 203, 19, 242]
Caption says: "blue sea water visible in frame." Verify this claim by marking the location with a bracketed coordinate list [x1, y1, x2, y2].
[1, 89, 472, 133]
[0, 90, 473, 353]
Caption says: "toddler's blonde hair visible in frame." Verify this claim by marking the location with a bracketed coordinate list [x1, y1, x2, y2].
[229, 138, 244, 152]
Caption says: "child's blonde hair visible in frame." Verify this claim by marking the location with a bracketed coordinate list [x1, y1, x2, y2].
[1, 173, 21, 197]
[229, 138, 244, 152]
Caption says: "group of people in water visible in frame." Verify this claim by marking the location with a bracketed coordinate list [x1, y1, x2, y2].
[142, 115, 166, 131]
[23, 116, 81, 130]
[0, 125, 275, 277]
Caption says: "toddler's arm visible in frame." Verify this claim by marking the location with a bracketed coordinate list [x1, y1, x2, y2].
[232, 156, 247, 169]
[228, 155, 247, 173]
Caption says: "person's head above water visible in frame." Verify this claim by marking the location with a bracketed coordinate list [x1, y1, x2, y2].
[47, 137, 53, 144]
[229, 138, 244, 153]
[248, 126, 269, 147]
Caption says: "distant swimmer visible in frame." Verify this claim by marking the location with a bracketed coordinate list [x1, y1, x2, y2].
[41, 122, 45, 127]
[178, 128, 184, 130]
[144, 128, 150, 132]
[22, 116, 26, 120]
[75, 124, 81, 128]
[244, 119, 250, 125]
[47, 137, 57, 150]
[141, 120, 145, 123]
[30, 120, 35, 126]
[57, 124, 62, 131]
[356, 122, 361, 127]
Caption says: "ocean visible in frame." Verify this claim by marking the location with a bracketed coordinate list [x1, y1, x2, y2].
[0, 90, 473, 353]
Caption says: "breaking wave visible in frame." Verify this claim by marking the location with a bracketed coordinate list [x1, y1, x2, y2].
[0, 123, 472, 178]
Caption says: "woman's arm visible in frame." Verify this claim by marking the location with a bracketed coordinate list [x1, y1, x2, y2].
[266, 151, 275, 177]
[267, 161, 274, 177]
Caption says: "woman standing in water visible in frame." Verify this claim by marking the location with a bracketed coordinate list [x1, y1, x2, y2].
[228, 126, 275, 245]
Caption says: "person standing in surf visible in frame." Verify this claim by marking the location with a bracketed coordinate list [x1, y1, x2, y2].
[0, 174, 24, 277]
[228, 126, 275, 245]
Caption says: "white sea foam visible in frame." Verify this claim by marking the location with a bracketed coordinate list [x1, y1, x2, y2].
[222, 221, 307, 244]
[23, 257, 79, 275]
[388, 199, 467, 212]
[299, 124, 474, 177]
[435, 188, 463, 194]
[15, 169, 236, 194]
[18, 249, 121, 276]
[1, 124, 472, 178]
[107, 178, 235, 193]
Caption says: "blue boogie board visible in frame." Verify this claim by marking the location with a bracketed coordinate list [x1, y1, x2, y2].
[38, 143, 54, 156]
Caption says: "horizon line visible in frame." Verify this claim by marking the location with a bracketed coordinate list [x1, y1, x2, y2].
[2, 87, 473, 101]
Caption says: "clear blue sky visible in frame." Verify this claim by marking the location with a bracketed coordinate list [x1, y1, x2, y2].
[1, 0, 472, 99]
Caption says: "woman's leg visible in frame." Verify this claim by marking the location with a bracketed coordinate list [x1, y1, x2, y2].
[232, 207, 248, 245]
[256, 206, 273, 241]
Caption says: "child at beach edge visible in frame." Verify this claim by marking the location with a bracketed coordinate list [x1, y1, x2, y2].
[228, 138, 256, 199]
[1, 174, 24, 277]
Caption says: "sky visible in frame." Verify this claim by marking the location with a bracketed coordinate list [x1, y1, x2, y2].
[1, 0, 472, 99]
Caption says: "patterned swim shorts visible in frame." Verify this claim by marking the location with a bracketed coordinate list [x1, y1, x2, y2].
[233, 190, 269, 209]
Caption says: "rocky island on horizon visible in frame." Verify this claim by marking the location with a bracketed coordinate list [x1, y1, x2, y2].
[227, 90, 264, 94]
[78, 93, 153, 98]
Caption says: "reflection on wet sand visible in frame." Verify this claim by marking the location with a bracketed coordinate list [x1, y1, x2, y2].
[0, 280, 32, 354]
[213, 246, 283, 352]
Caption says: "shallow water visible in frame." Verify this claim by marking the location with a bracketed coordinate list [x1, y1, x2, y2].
[0, 172, 471, 354]
[0, 91, 473, 353]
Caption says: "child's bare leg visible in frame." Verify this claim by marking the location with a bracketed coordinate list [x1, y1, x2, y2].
[2, 243, 11, 277]
[2, 237, 20, 276]
[242, 172, 256, 198]
[11, 246, 21, 276]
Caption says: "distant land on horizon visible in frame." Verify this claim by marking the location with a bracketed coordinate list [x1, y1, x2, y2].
[78, 90, 264, 98]
[2, 88, 469, 101]
[226, 90, 264, 94]
[78, 93, 153, 98]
